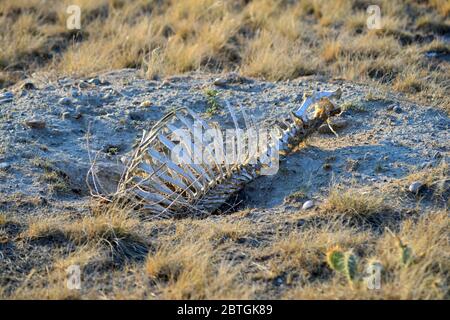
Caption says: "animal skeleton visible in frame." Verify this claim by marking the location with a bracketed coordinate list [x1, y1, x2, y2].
[115, 88, 342, 218]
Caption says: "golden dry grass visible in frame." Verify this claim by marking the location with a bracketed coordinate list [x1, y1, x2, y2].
[0, 0, 449, 300]
[284, 209, 449, 299]
[0, 213, 6, 226]
[23, 205, 143, 246]
[3, 184, 446, 300]
[0, 0, 448, 110]
[320, 186, 387, 219]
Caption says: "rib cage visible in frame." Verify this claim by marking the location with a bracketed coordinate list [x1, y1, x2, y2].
[116, 88, 342, 218]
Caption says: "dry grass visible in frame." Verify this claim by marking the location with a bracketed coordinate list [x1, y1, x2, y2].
[320, 185, 387, 219]
[284, 209, 449, 299]
[23, 204, 147, 260]
[145, 240, 251, 299]
[0, 0, 449, 300]
[0, 0, 448, 110]
[402, 161, 449, 202]
[0, 213, 6, 226]
[2, 197, 448, 299]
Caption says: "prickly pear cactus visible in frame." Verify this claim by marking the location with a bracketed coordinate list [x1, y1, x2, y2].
[326, 246, 358, 284]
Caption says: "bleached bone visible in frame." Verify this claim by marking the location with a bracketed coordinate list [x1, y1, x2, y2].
[115, 88, 342, 218]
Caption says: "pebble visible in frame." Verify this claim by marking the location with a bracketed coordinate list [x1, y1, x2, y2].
[213, 77, 228, 87]
[88, 78, 102, 85]
[387, 103, 397, 111]
[78, 81, 89, 88]
[408, 181, 424, 194]
[58, 97, 73, 105]
[140, 100, 152, 107]
[129, 111, 145, 121]
[302, 200, 314, 210]
[20, 81, 36, 90]
[0, 162, 11, 170]
[393, 105, 403, 113]
[25, 119, 46, 129]
[61, 112, 71, 120]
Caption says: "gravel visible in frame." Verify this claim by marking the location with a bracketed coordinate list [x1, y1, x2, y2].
[0, 69, 448, 212]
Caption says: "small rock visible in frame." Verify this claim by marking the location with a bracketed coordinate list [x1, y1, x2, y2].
[78, 81, 89, 88]
[61, 112, 71, 120]
[88, 78, 101, 85]
[0, 162, 11, 171]
[408, 181, 424, 194]
[25, 119, 46, 129]
[213, 77, 228, 87]
[58, 97, 72, 105]
[387, 103, 396, 111]
[20, 81, 36, 90]
[129, 111, 145, 121]
[302, 200, 314, 210]
[393, 105, 403, 113]
[140, 100, 152, 107]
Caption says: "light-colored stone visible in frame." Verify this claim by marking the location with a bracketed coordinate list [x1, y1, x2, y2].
[140, 100, 152, 107]
[0, 162, 11, 170]
[58, 97, 72, 105]
[302, 200, 314, 210]
[213, 77, 228, 86]
[88, 78, 101, 85]
[61, 112, 71, 120]
[408, 181, 424, 194]
[393, 105, 403, 113]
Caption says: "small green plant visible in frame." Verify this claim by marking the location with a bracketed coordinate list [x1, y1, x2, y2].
[326, 246, 358, 285]
[31, 157, 53, 171]
[386, 228, 413, 266]
[374, 162, 384, 173]
[107, 146, 119, 155]
[204, 89, 222, 116]
[39, 171, 70, 194]
[33, 157, 70, 194]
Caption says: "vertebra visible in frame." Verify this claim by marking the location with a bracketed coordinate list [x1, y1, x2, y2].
[115, 88, 342, 218]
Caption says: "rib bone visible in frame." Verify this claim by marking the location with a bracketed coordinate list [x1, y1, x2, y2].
[115, 89, 342, 218]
